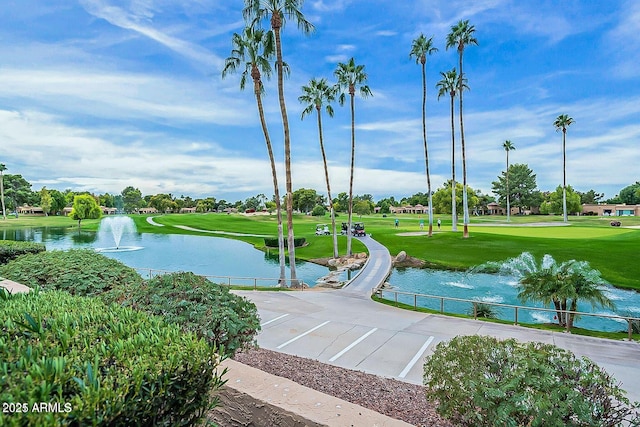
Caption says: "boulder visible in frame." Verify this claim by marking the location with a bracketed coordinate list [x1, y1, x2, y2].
[396, 251, 407, 263]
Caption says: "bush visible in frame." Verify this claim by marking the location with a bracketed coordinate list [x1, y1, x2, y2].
[423, 335, 640, 427]
[311, 205, 327, 216]
[0, 240, 45, 265]
[0, 249, 143, 296]
[263, 237, 306, 248]
[105, 271, 260, 357]
[0, 290, 225, 427]
[467, 301, 500, 319]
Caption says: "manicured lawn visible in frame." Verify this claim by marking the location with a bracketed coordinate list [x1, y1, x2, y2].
[3, 212, 640, 290]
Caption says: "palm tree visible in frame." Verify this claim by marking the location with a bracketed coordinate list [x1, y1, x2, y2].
[564, 261, 616, 330]
[243, 0, 314, 286]
[436, 69, 466, 232]
[410, 34, 438, 237]
[0, 163, 6, 220]
[299, 78, 339, 258]
[334, 58, 372, 257]
[222, 27, 287, 286]
[502, 140, 515, 222]
[554, 114, 574, 223]
[446, 20, 478, 238]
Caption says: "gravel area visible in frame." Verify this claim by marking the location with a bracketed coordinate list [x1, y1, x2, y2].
[233, 348, 452, 427]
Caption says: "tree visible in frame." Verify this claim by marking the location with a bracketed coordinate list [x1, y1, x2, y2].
[447, 20, 477, 238]
[0, 163, 7, 219]
[149, 194, 176, 213]
[502, 140, 515, 221]
[243, 0, 314, 287]
[222, 26, 285, 286]
[2, 174, 36, 211]
[69, 194, 102, 229]
[39, 187, 52, 216]
[617, 181, 640, 205]
[121, 186, 143, 214]
[410, 34, 438, 237]
[436, 68, 466, 231]
[540, 185, 581, 215]
[291, 188, 320, 213]
[579, 189, 605, 205]
[299, 77, 339, 258]
[432, 180, 479, 216]
[554, 114, 575, 223]
[335, 57, 372, 256]
[423, 335, 640, 427]
[491, 163, 538, 214]
[49, 189, 66, 216]
[564, 261, 616, 330]
[353, 200, 373, 217]
[99, 193, 116, 208]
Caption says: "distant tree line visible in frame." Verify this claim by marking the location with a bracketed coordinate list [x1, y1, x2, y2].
[1, 169, 638, 220]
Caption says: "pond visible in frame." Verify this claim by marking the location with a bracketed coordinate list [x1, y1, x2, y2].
[387, 268, 640, 332]
[1, 226, 332, 287]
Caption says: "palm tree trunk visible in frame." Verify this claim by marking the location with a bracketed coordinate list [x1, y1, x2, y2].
[459, 49, 469, 238]
[506, 151, 510, 222]
[0, 173, 6, 220]
[254, 77, 286, 285]
[562, 129, 568, 223]
[450, 94, 457, 232]
[421, 61, 433, 237]
[347, 91, 356, 257]
[317, 108, 338, 259]
[273, 22, 298, 285]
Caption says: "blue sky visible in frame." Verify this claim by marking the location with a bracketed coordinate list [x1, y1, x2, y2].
[1, 0, 638, 203]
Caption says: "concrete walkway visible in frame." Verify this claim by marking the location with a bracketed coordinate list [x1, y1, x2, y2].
[338, 235, 392, 297]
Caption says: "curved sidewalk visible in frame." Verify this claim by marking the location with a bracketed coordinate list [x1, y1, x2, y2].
[338, 235, 393, 297]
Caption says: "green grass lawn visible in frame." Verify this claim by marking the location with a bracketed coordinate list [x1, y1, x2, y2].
[3, 212, 640, 290]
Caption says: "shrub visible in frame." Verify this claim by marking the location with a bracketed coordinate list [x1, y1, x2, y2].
[311, 205, 327, 216]
[0, 240, 45, 265]
[0, 249, 143, 296]
[468, 301, 500, 319]
[264, 237, 306, 248]
[423, 335, 640, 427]
[0, 290, 225, 427]
[105, 271, 260, 357]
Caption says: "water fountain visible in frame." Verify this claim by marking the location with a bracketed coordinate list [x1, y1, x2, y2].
[95, 216, 143, 253]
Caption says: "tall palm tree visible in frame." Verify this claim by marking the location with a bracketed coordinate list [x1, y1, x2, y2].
[410, 34, 438, 237]
[502, 140, 515, 222]
[243, 0, 314, 286]
[0, 163, 6, 220]
[222, 27, 287, 286]
[299, 78, 339, 258]
[446, 19, 478, 238]
[334, 57, 372, 256]
[554, 114, 574, 223]
[436, 69, 466, 232]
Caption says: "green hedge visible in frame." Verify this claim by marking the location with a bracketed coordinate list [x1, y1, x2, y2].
[0, 290, 225, 427]
[104, 271, 260, 357]
[263, 237, 306, 248]
[0, 249, 143, 296]
[0, 240, 45, 265]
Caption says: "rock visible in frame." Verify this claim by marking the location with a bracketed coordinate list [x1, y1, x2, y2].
[396, 251, 407, 263]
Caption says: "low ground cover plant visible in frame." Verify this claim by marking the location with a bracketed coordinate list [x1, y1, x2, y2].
[0, 249, 143, 296]
[0, 290, 225, 427]
[0, 240, 45, 265]
[105, 271, 260, 357]
[423, 335, 640, 426]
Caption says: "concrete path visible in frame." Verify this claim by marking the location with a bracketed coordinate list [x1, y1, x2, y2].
[338, 235, 393, 297]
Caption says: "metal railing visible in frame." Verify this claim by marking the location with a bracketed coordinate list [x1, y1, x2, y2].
[134, 267, 308, 290]
[374, 288, 640, 340]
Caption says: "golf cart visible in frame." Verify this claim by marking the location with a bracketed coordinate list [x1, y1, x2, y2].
[353, 222, 366, 237]
[315, 224, 330, 235]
